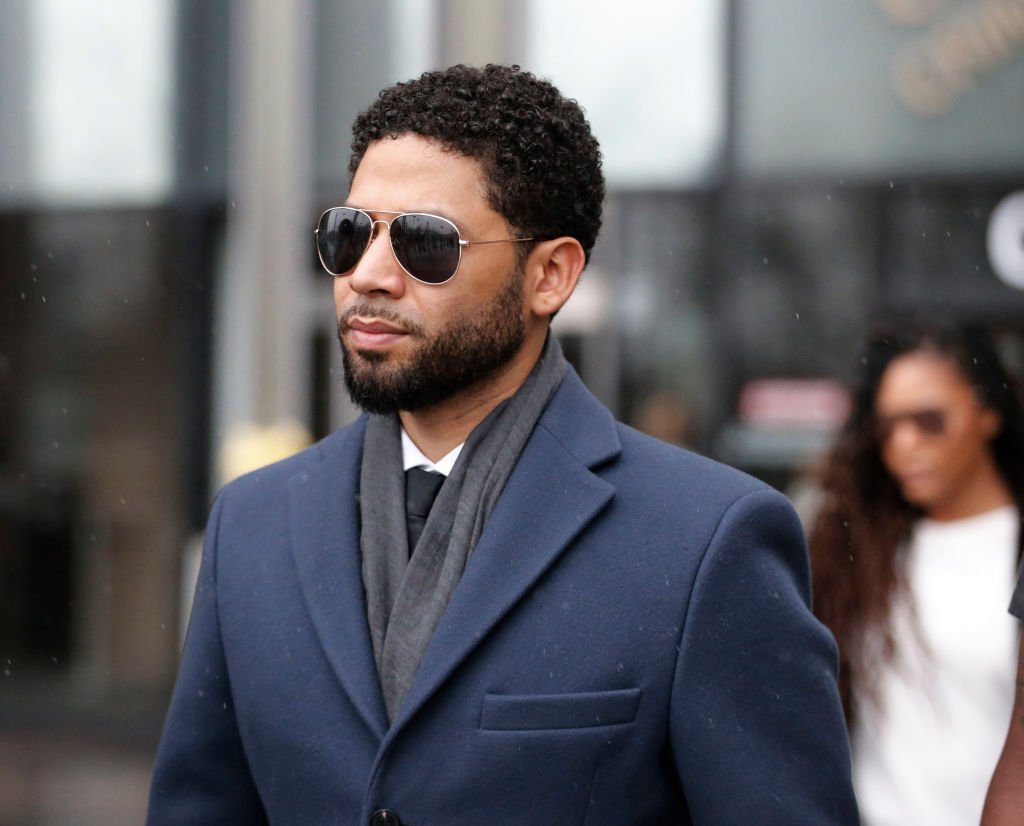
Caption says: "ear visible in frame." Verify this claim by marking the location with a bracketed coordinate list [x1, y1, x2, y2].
[525, 237, 586, 319]
[980, 407, 1002, 441]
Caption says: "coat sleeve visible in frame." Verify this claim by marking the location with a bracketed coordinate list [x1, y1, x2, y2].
[147, 491, 268, 825]
[670, 487, 860, 825]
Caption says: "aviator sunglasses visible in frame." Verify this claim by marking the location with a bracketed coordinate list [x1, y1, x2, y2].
[874, 408, 947, 442]
[314, 206, 534, 285]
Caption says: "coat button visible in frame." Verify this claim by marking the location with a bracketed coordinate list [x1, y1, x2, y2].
[370, 809, 402, 826]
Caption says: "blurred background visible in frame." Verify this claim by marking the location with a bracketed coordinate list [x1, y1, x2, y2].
[0, 0, 1022, 822]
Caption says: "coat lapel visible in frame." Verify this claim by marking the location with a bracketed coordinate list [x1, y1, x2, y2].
[287, 418, 390, 740]
[390, 369, 622, 733]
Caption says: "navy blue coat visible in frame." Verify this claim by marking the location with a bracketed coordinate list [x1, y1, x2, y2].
[148, 368, 859, 824]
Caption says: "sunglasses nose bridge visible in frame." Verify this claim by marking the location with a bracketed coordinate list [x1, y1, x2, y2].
[345, 215, 409, 296]
[367, 217, 393, 243]
[366, 217, 408, 271]
[370, 216, 409, 258]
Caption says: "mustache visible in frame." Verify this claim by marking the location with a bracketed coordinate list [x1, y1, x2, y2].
[337, 303, 425, 337]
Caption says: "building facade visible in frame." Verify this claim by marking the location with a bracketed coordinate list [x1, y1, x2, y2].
[1, 1, 1022, 821]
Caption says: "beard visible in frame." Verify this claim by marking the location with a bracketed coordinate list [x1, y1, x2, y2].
[337, 269, 527, 414]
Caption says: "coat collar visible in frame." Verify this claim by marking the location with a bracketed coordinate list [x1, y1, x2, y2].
[287, 417, 391, 739]
[288, 367, 622, 741]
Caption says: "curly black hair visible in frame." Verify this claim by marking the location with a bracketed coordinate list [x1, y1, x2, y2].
[349, 64, 604, 264]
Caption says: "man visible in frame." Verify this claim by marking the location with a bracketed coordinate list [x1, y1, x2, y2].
[982, 579, 1024, 825]
[148, 64, 858, 824]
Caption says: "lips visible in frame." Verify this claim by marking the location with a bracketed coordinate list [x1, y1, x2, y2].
[347, 317, 407, 335]
[343, 316, 411, 350]
[894, 467, 934, 492]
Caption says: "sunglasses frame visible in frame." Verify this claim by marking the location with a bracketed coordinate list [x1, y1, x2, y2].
[314, 207, 534, 286]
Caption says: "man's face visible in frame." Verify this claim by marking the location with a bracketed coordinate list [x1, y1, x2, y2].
[334, 134, 529, 414]
[874, 350, 1000, 517]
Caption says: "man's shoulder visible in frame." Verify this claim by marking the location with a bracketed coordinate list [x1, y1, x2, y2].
[614, 422, 771, 502]
[216, 417, 366, 502]
[541, 369, 773, 505]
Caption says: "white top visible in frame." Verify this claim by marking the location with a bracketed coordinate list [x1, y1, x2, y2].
[400, 428, 463, 476]
[853, 505, 1019, 826]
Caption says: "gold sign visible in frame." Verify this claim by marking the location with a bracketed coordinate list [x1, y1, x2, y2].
[878, 0, 1024, 117]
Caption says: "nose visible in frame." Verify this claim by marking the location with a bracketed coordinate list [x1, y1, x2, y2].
[346, 220, 406, 298]
[886, 419, 927, 454]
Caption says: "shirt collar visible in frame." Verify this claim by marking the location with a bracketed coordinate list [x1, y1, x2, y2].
[400, 428, 463, 476]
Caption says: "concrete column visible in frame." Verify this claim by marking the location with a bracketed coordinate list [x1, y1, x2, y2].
[0, 0, 29, 205]
[440, 0, 526, 64]
[215, 0, 315, 462]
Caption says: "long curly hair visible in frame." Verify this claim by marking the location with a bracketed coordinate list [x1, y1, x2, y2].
[809, 321, 1024, 723]
[349, 63, 605, 264]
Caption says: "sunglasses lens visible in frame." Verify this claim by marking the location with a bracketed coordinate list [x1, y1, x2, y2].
[913, 409, 945, 435]
[876, 408, 947, 441]
[390, 213, 461, 284]
[317, 208, 371, 275]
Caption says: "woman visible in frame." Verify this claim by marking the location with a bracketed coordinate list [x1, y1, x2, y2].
[809, 321, 1024, 826]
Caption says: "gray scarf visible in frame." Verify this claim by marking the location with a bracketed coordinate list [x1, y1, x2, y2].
[360, 334, 567, 722]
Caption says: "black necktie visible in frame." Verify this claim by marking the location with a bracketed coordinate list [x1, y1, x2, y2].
[404, 467, 445, 554]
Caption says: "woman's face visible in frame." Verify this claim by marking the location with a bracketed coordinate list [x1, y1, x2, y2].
[874, 350, 1001, 518]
